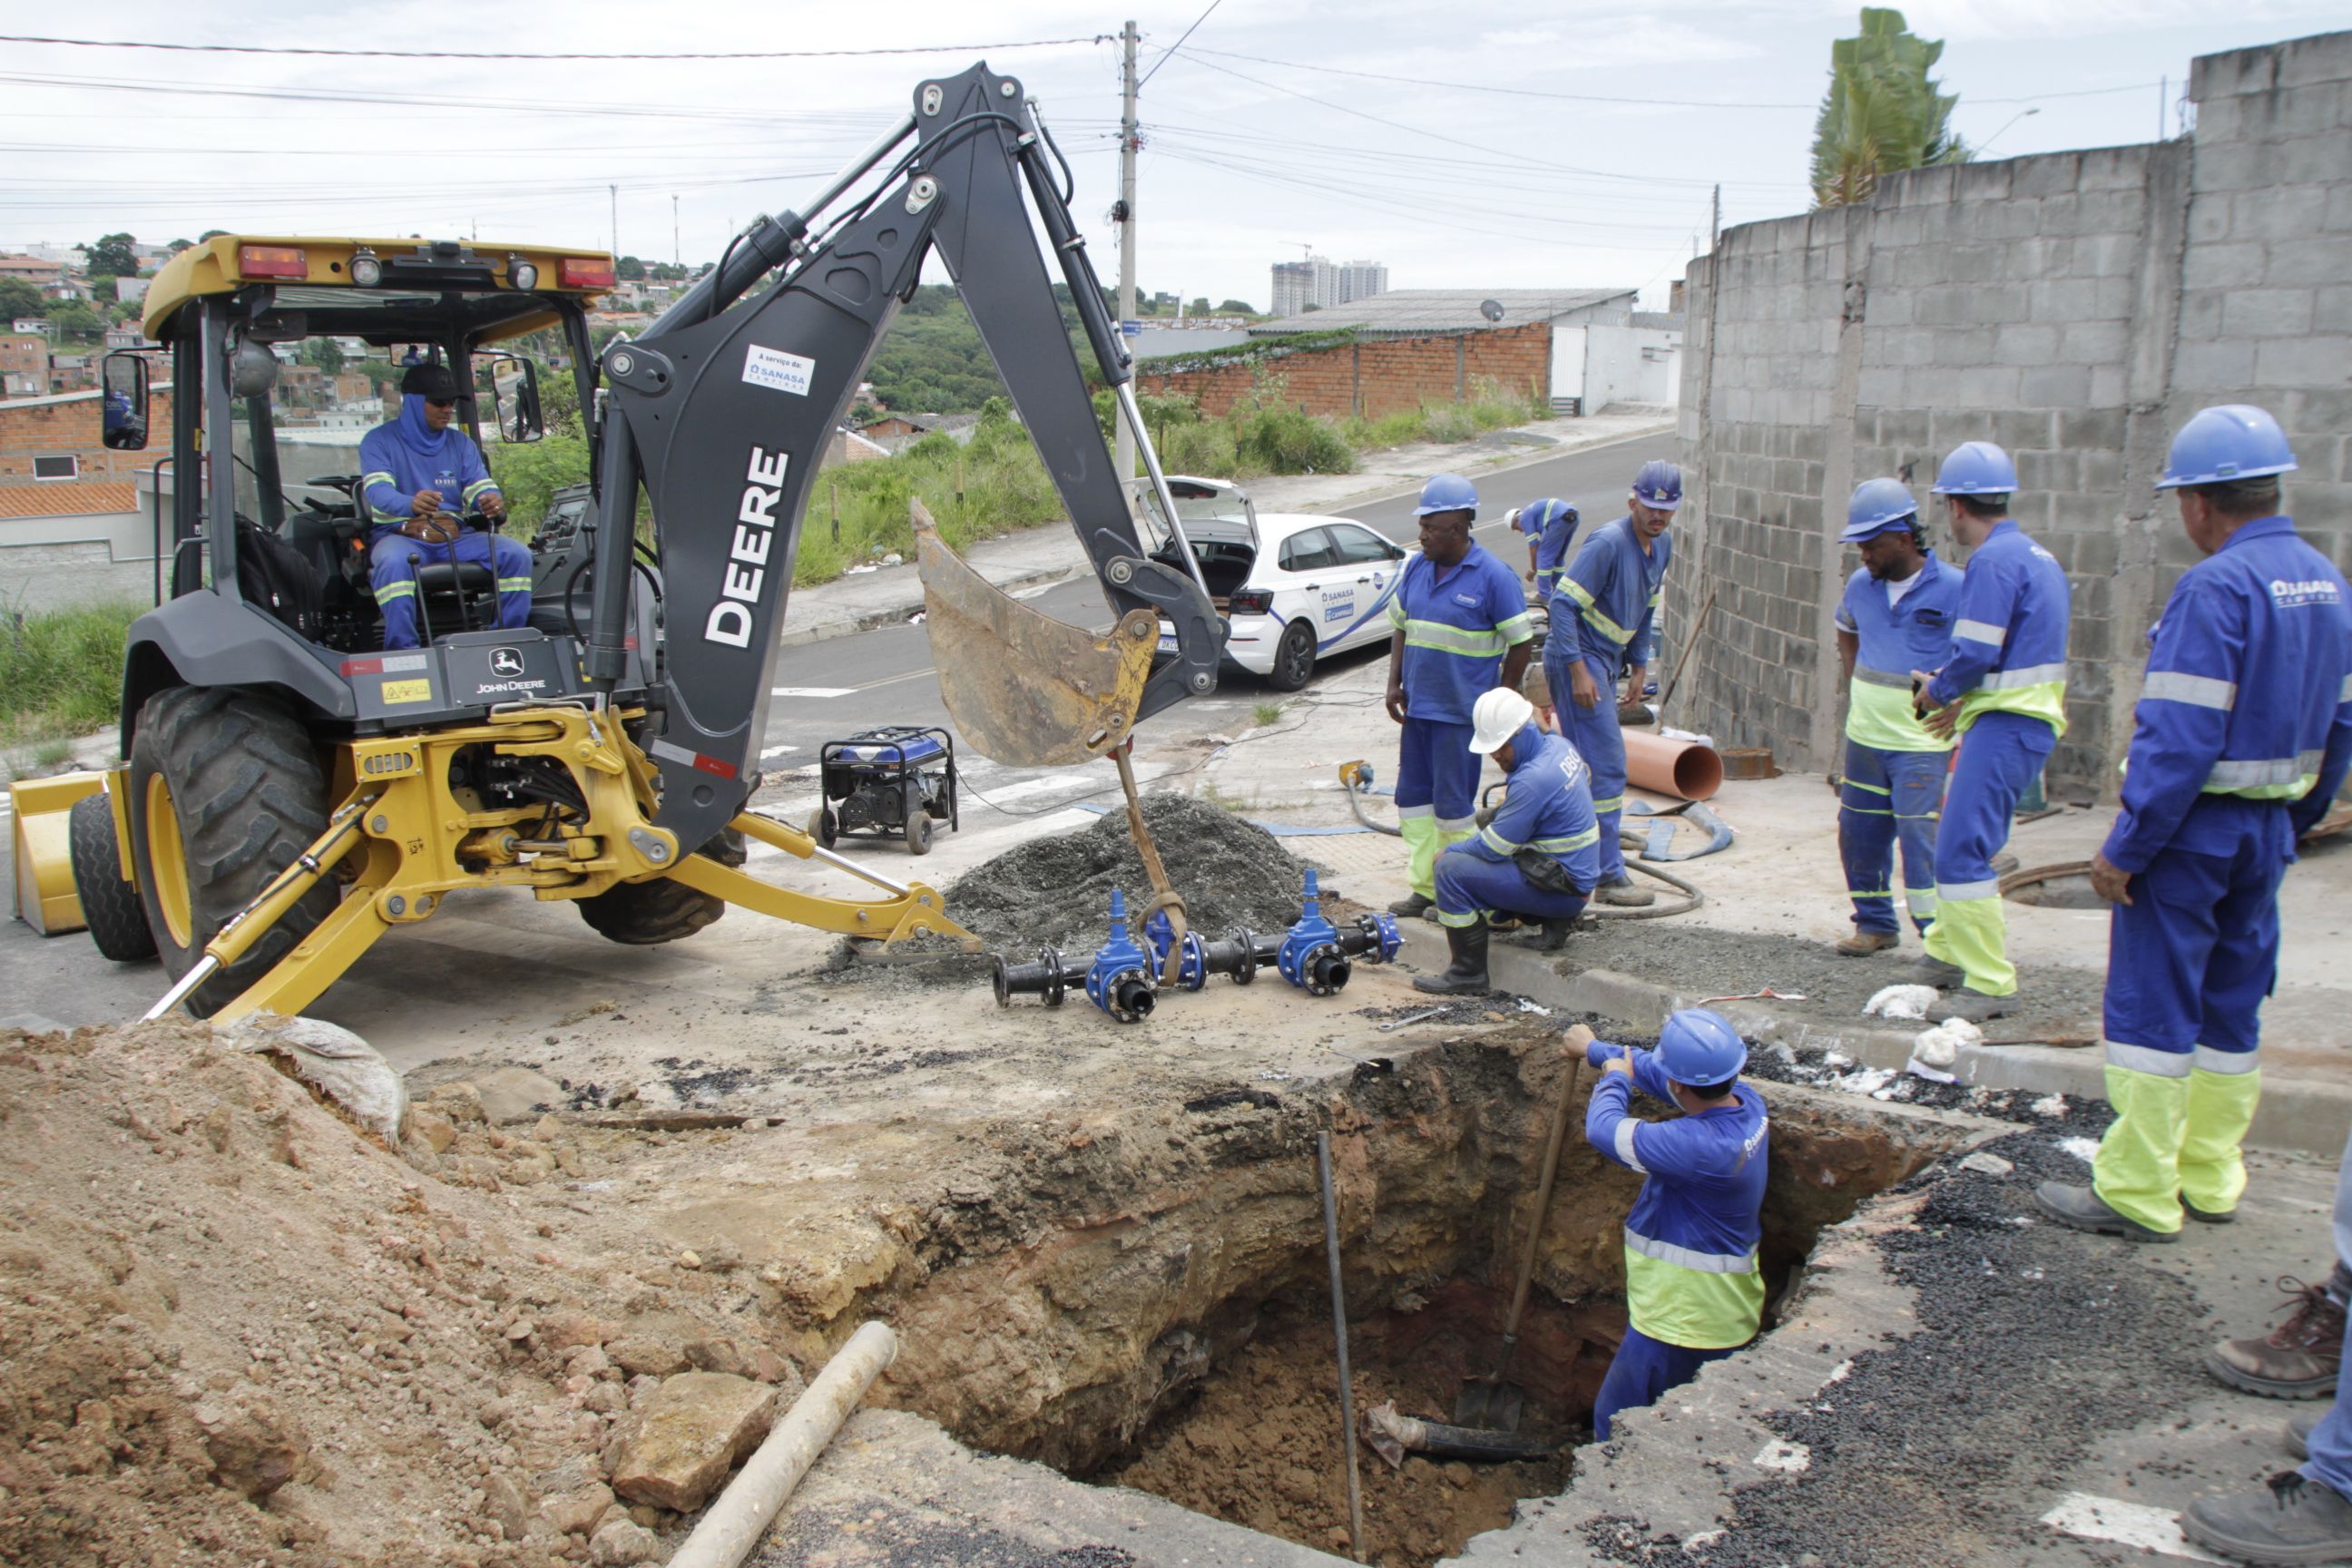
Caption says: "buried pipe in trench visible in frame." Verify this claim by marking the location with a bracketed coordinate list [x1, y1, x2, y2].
[1317, 1131, 1368, 1563]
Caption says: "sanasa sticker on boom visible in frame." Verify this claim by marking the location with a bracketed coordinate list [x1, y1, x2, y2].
[707, 446, 790, 648]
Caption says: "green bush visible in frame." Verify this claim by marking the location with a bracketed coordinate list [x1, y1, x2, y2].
[0, 600, 142, 744]
[1230, 398, 1357, 476]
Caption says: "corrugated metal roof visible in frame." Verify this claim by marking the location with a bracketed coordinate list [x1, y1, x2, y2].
[1249, 288, 1637, 337]
[0, 480, 137, 518]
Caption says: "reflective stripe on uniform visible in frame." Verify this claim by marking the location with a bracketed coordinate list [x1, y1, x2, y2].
[1590, 792, 1625, 816]
[375, 580, 416, 601]
[1563, 580, 1635, 645]
[1955, 618, 2007, 647]
[1478, 824, 1522, 857]
[1612, 1120, 1645, 1173]
[2204, 751, 2323, 796]
[2141, 671, 2238, 710]
[1852, 666, 1910, 689]
[1938, 877, 2000, 901]
[2106, 1039, 2193, 1078]
[1436, 814, 1476, 834]
[497, 576, 534, 593]
[1397, 803, 1436, 821]
[1906, 887, 1939, 912]
[1530, 827, 1600, 854]
[1625, 1227, 1757, 1275]
[2193, 1044, 2259, 1075]
[1397, 618, 1510, 657]
[1981, 661, 2068, 691]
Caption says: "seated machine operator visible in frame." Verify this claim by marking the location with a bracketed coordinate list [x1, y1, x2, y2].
[358, 364, 534, 651]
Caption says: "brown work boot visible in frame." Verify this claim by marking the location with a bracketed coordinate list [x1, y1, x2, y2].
[2207, 1279, 2347, 1399]
[1836, 930, 1901, 957]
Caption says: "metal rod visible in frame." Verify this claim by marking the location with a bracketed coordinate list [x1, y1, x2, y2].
[143, 955, 221, 1023]
[1113, 380, 1215, 603]
[1316, 1131, 1367, 1562]
[806, 840, 911, 896]
[798, 113, 919, 230]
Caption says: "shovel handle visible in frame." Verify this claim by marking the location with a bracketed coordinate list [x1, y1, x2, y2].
[1501, 1057, 1581, 1343]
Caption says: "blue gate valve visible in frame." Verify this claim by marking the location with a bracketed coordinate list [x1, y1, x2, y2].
[1273, 870, 1402, 996]
[1144, 909, 1209, 992]
[1083, 887, 1157, 1023]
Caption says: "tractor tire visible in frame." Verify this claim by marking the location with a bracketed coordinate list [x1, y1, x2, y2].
[128, 686, 338, 1017]
[576, 826, 746, 946]
[69, 791, 157, 963]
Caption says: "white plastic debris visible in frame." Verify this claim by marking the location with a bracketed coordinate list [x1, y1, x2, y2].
[880, 552, 904, 566]
[1911, 1017, 1984, 1069]
[1514, 997, 1553, 1016]
[1865, 984, 1941, 1021]
[1959, 1151, 2015, 1177]
[2058, 1137, 2102, 1163]
[2030, 1093, 2070, 1118]
[220, 1014, 407, 1145]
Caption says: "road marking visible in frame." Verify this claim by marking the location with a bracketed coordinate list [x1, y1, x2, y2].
[770, 687, 855, 698]
[2041, 1493, 2225, 1563]
[759, 744, 799, 760]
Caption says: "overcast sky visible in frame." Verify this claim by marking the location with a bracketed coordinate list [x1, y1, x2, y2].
[2, 0, 2344, 312]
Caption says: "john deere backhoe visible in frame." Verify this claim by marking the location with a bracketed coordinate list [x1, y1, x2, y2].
[15, 63, 1227, 1023]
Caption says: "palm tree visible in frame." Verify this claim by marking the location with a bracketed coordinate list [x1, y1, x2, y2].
[1810, 7, 1968, 210]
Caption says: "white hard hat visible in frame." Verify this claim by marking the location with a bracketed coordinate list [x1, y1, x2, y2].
[1469, 687, 1534, 755]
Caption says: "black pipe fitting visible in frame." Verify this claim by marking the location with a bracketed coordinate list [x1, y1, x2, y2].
[992, 946, 1084, 1008]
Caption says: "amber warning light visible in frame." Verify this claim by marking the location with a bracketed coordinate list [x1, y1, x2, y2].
[558, 257, 616, 289]
[238, 245, 309, 279]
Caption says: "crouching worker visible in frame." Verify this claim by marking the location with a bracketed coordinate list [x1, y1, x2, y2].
[1580, 1009, 1769, 1440]
[1415, 688, 1602, 995]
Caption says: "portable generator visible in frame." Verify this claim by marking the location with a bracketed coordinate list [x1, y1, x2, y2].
[808, 725, 959, 855]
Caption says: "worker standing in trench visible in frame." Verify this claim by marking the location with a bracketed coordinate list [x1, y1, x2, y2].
[1384, 474, 1536, 921]
[1548, 460, 1682, 909]
[2035, 406, 2352, 1250]
[1906, 442, 2071, 1022]
[1577, 1010, 1767, 1440]
[1413, 688, 1602, 993]
[1830, 478, 1962, 956]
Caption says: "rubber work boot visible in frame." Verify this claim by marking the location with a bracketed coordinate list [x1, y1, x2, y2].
[1413, 923, 1491, 995]
[1387, 892, 1435, 919]
[2185, 1192, 2239, 1224]
[2182, 1472, 2352, 1565]
[1836, 930, 1901, 957]
[2209, 1280, 2347, 1399]
[1594, 876, 1655, 908]
[1937, 989, 2014, 1024]
[1908, 954, 1967, 989]
[2288, 1408, 2332, 1461]
[2033, 1181, 2179, 1244]
[1516, 917, 1576, 952]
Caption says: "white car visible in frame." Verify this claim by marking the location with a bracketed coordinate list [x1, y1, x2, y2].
[1137, 476, 1409, 691]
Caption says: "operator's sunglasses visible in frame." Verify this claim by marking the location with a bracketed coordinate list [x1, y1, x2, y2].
[425, 397, 456, 408]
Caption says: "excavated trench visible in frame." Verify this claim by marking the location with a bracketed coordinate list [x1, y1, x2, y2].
[842, 1028, 1967, 1568]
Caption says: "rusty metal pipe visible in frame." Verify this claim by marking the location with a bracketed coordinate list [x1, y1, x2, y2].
[1623, 730, 1723, 801]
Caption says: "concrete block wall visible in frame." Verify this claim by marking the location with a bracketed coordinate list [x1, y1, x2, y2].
[1136, 323, 1552, 420]
[1672, 27, 2352, 795]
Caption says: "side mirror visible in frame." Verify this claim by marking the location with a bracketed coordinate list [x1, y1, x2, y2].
[101, 351, 150, 450]
[481, 355, 544, 444]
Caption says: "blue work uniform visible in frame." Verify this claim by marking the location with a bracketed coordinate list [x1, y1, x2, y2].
[1835, 550, 1962, 937]
[1918, 519, 2071, 996]
[1529, 505, 1582, 603]
[1387, 544, 1534, 898]
[1433, 723, 1601, 929]
[1583, 1041, 1769, 1440]
[2088, 515, 2352, 1235]
[359, 394, 533, 651]
[1547, 517, 1671, 885]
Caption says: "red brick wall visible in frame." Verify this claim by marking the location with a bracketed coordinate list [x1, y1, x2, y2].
[0, 387, 177, 481]
[1136, 323, 1553, 418]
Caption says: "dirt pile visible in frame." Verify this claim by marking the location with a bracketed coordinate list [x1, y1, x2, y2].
[0, 1024, 802, 1568]
[944, 795, 1324, 955]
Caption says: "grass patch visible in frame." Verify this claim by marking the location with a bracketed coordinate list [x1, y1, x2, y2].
[0, 600, 142, 746]
[1252, 701, 1284, 727]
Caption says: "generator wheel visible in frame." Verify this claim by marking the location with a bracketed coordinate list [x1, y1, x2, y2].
[128, 686, 338, 1016]
[807, 806, 838, 848]
[576, 827, 747, 946]
[69, 791, 157, 962]
[906, 809, 934, 857]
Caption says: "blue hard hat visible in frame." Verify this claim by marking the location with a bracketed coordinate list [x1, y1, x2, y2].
[1632, 460, 1683, 511]
[1658, 1008, 1747, 1086]
[1930, 441, 2017, 495]
[1520, 496, 1573, 533]
[2156, 404, 2298, 490]
[1841, 477, 1920, 543]
[1416, 473, 1478, 516]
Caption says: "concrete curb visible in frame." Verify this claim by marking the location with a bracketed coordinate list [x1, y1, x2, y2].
[1396, 922, 2352, 1159]
[776, 564, 1083, 651]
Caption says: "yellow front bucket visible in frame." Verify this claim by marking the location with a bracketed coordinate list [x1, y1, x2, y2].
[9, 771, 106, 936]
[912, 498, 1158, 767]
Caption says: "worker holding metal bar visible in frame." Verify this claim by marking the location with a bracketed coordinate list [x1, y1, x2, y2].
[1581, 1009, 1767, 1441]
[1415, 689, 1602, 993]
[2038, 406, 2352, 1247]
[1831, 478, 1962, 956]
[1906, 442, 2070, 1021]
[1548, 460, 1681, 909]
[1384, 474, 1536, 921]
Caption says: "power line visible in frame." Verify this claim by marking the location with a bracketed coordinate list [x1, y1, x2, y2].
[0, 32, 1103, 61]
[1136, 0, 1224, 90]
[1172, 44, 1818, 110]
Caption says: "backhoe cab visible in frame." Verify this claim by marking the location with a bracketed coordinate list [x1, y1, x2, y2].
[21, 63, 1220, 1023]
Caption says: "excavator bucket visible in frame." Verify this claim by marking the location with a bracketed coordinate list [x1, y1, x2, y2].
[913, 499, 1160, 767]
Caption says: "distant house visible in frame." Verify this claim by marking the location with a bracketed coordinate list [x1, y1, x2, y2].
[857, 411, 980, 453]
[0, 254, 66, 288]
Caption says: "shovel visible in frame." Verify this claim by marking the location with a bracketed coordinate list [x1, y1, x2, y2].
[1455, 1056, 1582, 1433]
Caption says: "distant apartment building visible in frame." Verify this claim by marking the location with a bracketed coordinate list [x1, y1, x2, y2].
[1269, 255, 1389, 317]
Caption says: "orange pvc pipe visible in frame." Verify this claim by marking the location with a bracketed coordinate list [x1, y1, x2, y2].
[1624, 730, 1723, 801]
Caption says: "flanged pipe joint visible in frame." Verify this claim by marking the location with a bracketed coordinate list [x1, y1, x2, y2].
[1144, 909, 1209, 991]
[992, 887, 1157, 1021]
[1277, 869, 1401, 996]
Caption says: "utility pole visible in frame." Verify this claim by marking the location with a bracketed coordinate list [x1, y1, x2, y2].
[610, 183, 619, 262]
[1114, 18, 1140, 485]
[672, 194, 681, 268]
[1710, 184, 1720, 254]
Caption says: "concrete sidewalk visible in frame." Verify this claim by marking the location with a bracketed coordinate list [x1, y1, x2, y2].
[774, 411, 1674, 648]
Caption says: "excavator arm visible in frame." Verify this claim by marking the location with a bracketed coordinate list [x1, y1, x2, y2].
[585, 63, 1226, 856]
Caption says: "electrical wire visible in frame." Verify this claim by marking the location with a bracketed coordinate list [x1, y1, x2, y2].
[1135, 0, 1224, 90]
[1171, 44, 1818, 110]
[0, 33, 1104, 62]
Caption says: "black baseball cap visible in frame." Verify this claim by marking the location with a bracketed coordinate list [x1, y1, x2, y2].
[400, 364, 458, 401]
